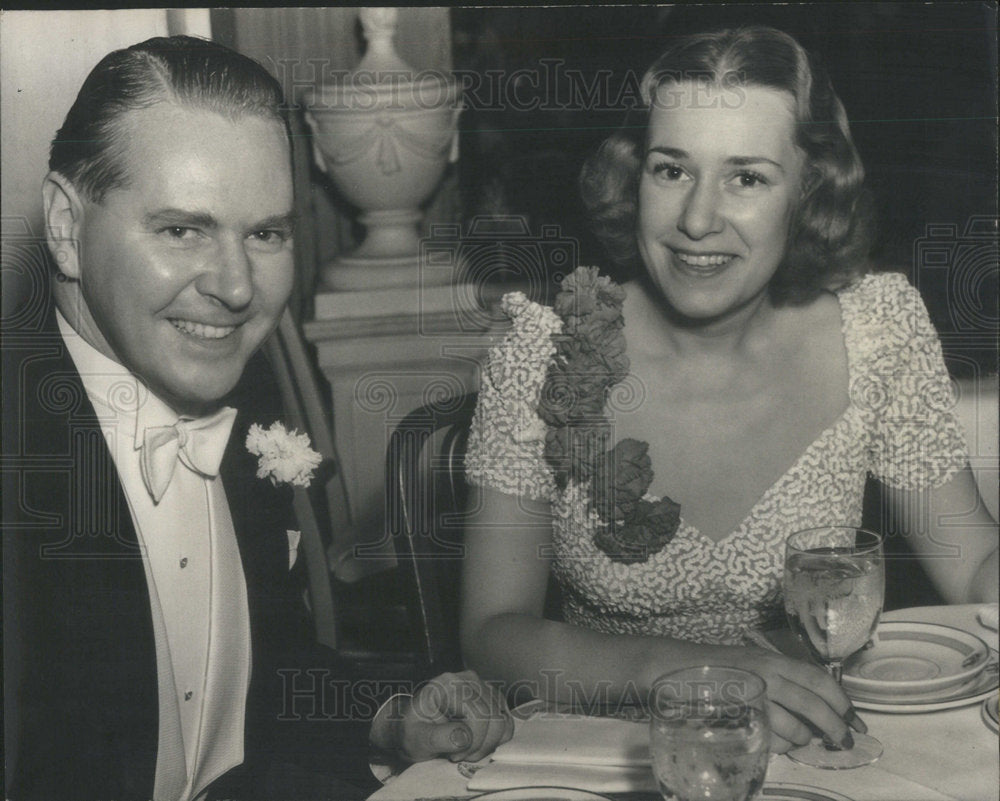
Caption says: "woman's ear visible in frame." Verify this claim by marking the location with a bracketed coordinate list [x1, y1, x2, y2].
[42, 172, 85, 280]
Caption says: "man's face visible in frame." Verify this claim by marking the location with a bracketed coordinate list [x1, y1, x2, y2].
[71, 102, 294, 414]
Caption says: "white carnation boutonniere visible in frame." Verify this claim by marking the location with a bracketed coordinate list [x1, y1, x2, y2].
[245, 422, 322, 488]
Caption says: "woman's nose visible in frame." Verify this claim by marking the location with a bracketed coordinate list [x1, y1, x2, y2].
[677, 181, 724, 240]
[196, 240, 254, 310]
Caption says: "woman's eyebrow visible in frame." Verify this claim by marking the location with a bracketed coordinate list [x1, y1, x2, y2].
[646, 147, 785, 173]
[727, 155, 785, 172]
[646, 146, 688, 159]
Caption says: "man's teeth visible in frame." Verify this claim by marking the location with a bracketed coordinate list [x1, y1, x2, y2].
[170, 319, 236, 339]
[675, 252, 735, 267]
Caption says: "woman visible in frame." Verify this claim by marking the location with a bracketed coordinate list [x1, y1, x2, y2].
[459, 26, 998, 754]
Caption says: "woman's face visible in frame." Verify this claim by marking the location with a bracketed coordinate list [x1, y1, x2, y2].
[637, 81, 805, 322]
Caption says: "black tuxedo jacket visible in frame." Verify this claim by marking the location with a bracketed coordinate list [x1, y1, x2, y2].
[3, 301, 377, 800]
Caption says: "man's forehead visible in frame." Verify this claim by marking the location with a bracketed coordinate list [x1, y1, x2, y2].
[115, 101, 289, 154]
[107, 103, 293, 213]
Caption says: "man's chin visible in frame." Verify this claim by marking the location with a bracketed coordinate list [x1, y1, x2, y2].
[155, 377, 243, 417]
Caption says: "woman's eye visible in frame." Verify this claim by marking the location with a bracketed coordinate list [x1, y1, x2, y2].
[733, 171, 768, 189]
[650, 161, 686, 181]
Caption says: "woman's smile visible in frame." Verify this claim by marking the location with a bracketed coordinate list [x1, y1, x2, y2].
[673, 251, 736, 267]
[670, 249, 740, 277]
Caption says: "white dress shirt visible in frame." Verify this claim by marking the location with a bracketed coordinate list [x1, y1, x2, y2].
[58, 313, 252, 801]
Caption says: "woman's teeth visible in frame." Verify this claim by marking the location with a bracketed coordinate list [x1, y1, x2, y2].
[170, 319, 236, 339]
[675, 252, 735, 267]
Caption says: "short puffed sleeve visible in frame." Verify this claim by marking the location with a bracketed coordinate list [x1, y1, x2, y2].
[465, 292, 562, 502]
[840, 272, 968, 490]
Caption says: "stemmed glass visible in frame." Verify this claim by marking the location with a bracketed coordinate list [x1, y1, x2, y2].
[783, 526, 885, 769]
[649, 666, 770, 801]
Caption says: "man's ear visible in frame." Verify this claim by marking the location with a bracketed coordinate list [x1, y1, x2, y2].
[42, 172, 86, 280]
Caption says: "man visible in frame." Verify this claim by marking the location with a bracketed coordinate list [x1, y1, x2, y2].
[2, 36, 509, 800]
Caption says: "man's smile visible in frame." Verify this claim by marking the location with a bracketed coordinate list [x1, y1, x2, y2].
[169, 318, 239, 339]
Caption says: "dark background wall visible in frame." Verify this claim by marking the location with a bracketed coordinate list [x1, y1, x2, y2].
[453, 2, 998, 376]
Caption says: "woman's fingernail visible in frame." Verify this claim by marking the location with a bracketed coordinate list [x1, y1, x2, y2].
[840, 731, 855, 750]
[845, 707, 868, 733]
[450, 725, 472, 749]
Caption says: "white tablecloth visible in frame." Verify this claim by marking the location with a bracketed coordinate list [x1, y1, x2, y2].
[368, 605, 999, 801]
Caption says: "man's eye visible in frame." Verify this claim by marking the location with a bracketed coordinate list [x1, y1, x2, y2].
[249, 230, 289, 247]
[162, 226, 197, 239]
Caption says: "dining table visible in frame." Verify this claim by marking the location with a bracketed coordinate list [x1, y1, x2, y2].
[367, 604, 999, 801]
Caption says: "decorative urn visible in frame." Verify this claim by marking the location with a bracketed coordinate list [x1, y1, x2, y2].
[305, 8, 461, 290]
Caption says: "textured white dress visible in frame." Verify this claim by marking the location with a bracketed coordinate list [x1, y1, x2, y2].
[465, 272, 968, 645]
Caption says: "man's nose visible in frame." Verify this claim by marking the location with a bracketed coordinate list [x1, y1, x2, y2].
[677, 180, 724, 240]
[196, 239, 254, 310]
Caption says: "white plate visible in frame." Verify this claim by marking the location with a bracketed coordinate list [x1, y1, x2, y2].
[471, 790, 612, 801]
[842, 621, 990, 697]
[983, 691, 999, 734]
[761, 784, 856, 801]
[849, 651, 998, 712]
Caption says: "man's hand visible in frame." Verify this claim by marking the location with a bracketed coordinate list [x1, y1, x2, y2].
[372, 670, 514, 764]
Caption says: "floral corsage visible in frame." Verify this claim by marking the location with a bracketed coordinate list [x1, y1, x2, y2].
[538, 266, 680, 564]
[245, 421, 322, 488]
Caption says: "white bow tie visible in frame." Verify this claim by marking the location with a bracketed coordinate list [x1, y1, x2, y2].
[139, 407, 238, 503]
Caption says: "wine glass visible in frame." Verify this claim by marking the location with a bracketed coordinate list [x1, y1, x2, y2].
[783, 526, 884, 769]
[649, 666, 770, 801]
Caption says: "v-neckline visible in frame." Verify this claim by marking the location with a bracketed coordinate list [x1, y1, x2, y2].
[682, 404, 859, 547]
[648, 285, 859, 547]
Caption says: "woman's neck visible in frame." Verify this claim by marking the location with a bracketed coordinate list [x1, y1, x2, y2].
[623, 276, 778, 361]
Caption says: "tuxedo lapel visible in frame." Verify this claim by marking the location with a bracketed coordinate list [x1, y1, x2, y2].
[4, 305, 159, 799]
[220, 349, 298, 638]
[209, 356, 302, 797]
[222, 402, 295, 648]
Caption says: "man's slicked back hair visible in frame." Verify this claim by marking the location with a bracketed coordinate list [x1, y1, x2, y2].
[50, 35, 287, 203]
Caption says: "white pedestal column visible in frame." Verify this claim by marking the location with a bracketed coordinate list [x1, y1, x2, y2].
[303, 284, 501, 568]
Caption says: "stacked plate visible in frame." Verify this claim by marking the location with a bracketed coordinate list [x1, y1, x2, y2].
[982, 691, 1000, 733]
[842, 621, 998, 712]
[467, 786, 859, 800]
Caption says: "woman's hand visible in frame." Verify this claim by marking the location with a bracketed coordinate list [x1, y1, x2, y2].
[729, 646, 863, 754]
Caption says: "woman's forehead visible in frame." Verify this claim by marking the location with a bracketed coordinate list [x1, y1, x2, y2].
[645, 83, 800, 159]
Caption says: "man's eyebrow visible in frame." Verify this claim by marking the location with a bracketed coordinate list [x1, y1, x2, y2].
[253, 213, 298, 234]
[142, 210, 298, 233]
[143, 209, 217, 229]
